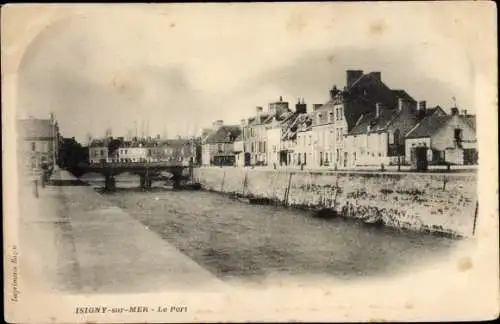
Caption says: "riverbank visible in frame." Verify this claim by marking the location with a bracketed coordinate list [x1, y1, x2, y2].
[193, 167, 477, 238]
[19, 169, 226, 294]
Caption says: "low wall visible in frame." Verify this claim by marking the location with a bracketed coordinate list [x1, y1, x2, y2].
[194, 167, 478, 238]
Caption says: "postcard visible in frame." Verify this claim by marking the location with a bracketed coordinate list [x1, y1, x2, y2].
[2, 2, 498, 322]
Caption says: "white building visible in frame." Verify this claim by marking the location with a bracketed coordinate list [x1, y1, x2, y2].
[405, 107, 477, 165]
[17, 114, 61, 175]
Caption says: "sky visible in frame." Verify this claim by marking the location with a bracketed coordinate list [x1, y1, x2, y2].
[16, 3, 478, 143]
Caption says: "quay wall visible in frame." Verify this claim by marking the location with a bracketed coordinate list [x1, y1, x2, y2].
[193, 167, 478, 238]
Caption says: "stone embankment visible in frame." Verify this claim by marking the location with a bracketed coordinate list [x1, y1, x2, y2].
[194, 167, 477, 238]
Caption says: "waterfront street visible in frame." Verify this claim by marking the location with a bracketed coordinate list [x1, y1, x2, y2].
[18, 170, 460, 294]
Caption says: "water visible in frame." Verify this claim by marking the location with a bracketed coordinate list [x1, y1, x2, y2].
[81, 173, 459, 282]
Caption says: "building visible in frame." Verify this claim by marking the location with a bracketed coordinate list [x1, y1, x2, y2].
[17, 114, 61, 175]
[233, 134, 245, 167]
[276, 101, 310, 166]
[405, 107, 477, 165]
[88, 139, 110, 164]
[242, 106, 272, 166]
[293, 113, 314, 167]
[344, 99, 447, 167]
[202, 120, 241, 166]
[159, 139, 196, 165]
[265, 99, 305, 167]
[312, 69, 426, 168]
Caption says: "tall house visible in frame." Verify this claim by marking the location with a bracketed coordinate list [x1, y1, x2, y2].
[202, 120, 241, 166]
[17, 113, 61, 176]
[311, 69, 415, 168]
[242, 97, 291, 166]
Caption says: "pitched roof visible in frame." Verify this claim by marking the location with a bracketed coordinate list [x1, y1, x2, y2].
[205, 125, 241, 144]
[391, 89, 416, 103]
[314, 72, 406, 131]
[17, 118, 54, 139]
[348, 108, 399, 135]
[405, 115, 453, 139]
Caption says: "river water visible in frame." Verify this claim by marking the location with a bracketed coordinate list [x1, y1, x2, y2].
[80, 173, 459, 282]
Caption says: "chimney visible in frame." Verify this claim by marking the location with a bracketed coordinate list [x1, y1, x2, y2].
[279, 96, 283, 102]
[329, 85, 338, 99]
[295, 99, 307, 114]
[396, 98, 404, 112]
[346, 70, 364, 88]
[375, 102, 382, 118]
[418, 101, 427, 112]
[313, 104, 323, 111]
[240, 118, 247, 126]
[256, 106, 263, 116]
[462, 109, 468, 115]
[371, 71, 381, 81]
[451, 107, 459, 115]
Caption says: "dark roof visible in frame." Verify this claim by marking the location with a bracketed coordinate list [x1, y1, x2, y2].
[160, 139, 191, 147]
[405, 115, 452, 139]
[205, 125, 241, 144]
[314, 72, 405, 131]
[391, 90, 416, 103]
[17, 118, 54, 139]
[282, 113, 311, 140]
[348, 108, 399, 135]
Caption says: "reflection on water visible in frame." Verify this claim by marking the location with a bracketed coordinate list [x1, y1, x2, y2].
[81, 175, 459, 281]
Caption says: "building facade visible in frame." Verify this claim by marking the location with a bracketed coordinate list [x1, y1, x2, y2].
[405, 107, 477, 165]
[343, 99, 447, 167]
[312, 70, 427, 168]
[89, 140, 110, 164]
[202, 120, 241, 166]
[17, 114, 61, 176]
[294, 114, 313, 168]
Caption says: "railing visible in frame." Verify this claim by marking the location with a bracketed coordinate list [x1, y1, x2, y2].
[81, 161, 192, 168]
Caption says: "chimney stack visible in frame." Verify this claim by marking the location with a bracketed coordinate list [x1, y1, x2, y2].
[418, 101, 427, 112]
[329, 85, 339, 99]
[375, 102, 382, 118]
[398, 98, 404, 112]
[371, 71, 381, 81]
[346, 70, 364, 88]
[256, 106, 263, 116]
[295, 99, 307, 114]
[462, 109, 468, 115]
[240, 118, 247, 126]
[451, 107, 459, 115]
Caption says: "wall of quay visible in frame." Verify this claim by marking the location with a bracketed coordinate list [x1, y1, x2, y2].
[193, 167, 478, 238]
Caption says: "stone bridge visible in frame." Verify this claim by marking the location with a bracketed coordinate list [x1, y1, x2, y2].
[77, 162, 194, 190]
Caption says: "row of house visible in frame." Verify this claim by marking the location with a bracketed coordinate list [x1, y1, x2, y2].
[201, 70, 477, 168]
[17, 114, 62, 176]
[88, 136, 197, 165]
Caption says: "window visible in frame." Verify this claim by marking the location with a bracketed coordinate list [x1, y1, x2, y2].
[31, 142, 36, 152]
[389, 132, 394, 144]
[218, 144, 224, 152]
[394, 129, 400, 145]
[339, 108, 343, 120]
[454, 128, 463, 142]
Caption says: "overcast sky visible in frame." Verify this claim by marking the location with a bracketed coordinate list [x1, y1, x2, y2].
[17, 4, 477, 143]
